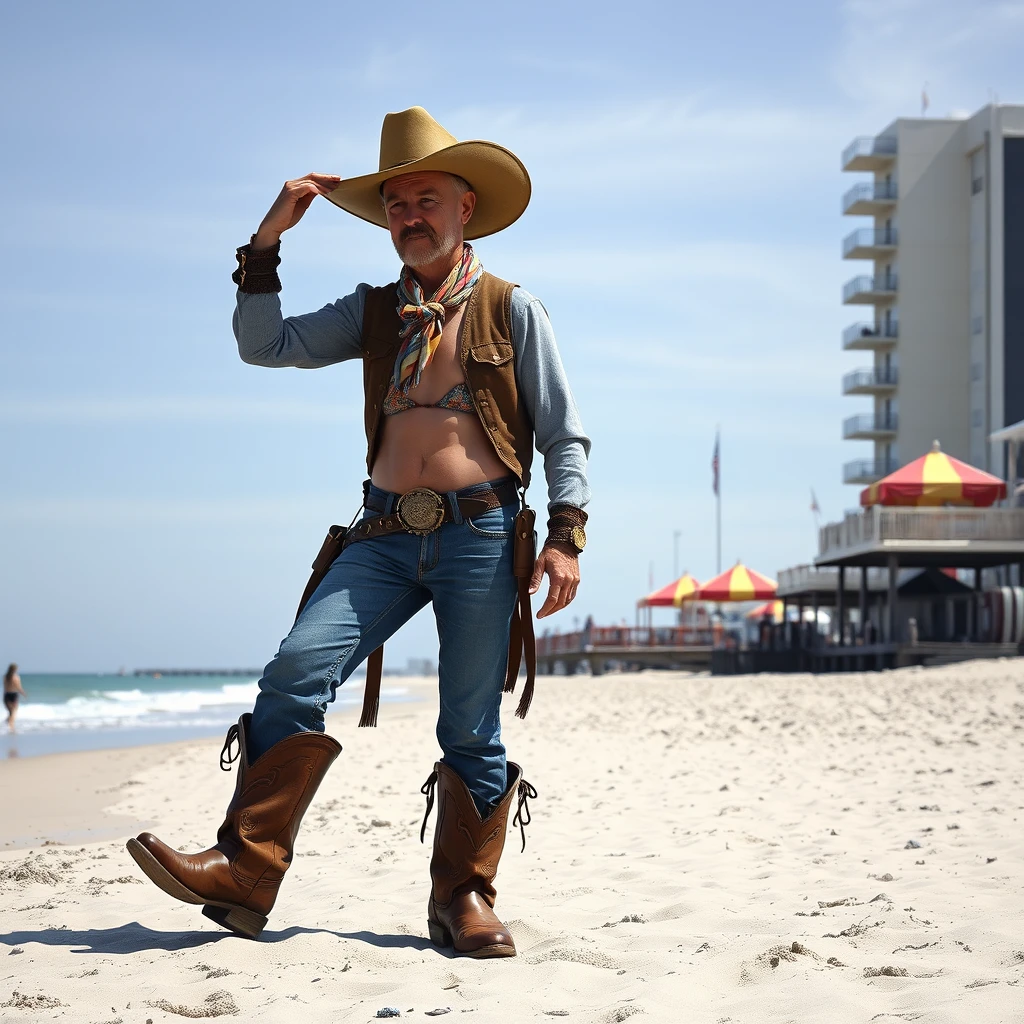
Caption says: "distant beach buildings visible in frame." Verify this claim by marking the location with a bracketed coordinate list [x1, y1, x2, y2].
[841, 103, 1024, 486]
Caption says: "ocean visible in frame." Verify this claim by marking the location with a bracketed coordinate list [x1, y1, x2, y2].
[0, 671, 402, 759]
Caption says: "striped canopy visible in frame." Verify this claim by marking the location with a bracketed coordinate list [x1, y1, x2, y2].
[698, 562, 778, 602]
[860, 441, 1007, 508]
[640, 572, 701, 608]
[746, 600, 784, 622]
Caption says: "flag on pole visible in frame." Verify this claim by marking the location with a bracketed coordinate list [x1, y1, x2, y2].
[712, 432, 720, 496]
[810, 489, 820, 515]
[921, 86, 929, 116]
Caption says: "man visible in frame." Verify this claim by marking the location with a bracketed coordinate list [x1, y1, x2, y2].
[127, 107, 591, 958]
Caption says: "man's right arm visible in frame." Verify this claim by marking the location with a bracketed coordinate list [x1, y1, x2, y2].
[232, 171, 367, 368]
[233, 271, 369, 369]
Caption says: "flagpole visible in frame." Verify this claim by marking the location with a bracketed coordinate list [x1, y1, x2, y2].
[716, 486, 721, 575]
[715, 428, 722, 574]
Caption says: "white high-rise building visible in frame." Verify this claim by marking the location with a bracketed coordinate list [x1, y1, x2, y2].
[840, 104, 1024, 487]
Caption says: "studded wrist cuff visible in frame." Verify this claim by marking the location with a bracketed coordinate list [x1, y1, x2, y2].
[545, 505, 588, 553]
[232, 235, 282, 293]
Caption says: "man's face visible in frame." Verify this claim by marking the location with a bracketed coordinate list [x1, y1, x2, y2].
[382, 171, 476, 268]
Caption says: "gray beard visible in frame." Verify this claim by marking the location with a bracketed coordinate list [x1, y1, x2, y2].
[395, 225, 462, 269]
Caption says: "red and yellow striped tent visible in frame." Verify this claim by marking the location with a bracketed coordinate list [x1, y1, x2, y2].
[860, 441, 1007, 508]
[697, 562, 777, 602]
[746, 600, 784, 622]
[639, 572, 701, 608]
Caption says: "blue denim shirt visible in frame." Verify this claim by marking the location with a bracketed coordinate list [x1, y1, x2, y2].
[233, 282, 591, 510]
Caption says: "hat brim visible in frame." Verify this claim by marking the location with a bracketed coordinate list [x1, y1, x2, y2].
[325, 140, 531, 241]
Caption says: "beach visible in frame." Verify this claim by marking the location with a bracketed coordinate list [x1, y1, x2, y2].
[1, 662, 1022, 1023]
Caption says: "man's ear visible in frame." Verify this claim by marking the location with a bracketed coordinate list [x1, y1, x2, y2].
[461, 190, 477, 225]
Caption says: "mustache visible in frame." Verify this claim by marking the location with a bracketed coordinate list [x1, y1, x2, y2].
[400, 224, 438, 244]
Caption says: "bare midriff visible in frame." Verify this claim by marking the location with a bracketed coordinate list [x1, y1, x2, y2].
[370, 305, 511, 494]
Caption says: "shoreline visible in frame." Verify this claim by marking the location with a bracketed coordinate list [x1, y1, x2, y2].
[0, 678, 433, 850]
[0, 678, 423, 760]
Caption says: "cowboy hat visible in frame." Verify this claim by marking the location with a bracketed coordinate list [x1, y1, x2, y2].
[325, 106, 531, 240]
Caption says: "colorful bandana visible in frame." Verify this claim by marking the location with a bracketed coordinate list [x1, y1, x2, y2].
[394, 243, 483, 392]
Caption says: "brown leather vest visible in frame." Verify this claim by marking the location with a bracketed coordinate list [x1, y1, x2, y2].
[360, 271, 534, 488]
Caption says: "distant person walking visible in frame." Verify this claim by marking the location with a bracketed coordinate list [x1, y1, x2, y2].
[4, 664, 25, 732]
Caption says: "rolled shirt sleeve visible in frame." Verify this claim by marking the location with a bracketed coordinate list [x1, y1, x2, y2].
[510, 287, 592, 511]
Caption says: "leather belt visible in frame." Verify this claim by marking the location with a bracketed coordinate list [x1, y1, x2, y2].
[351, 479, 520, 544]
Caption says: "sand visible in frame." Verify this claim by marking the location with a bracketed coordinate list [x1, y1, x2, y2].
[0, 662, 1022, 1023]
[0, 741, 198, 851]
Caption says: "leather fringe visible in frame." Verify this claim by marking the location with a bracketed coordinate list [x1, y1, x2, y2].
[506, 507, 537, 715]
[358, 646, 385, 728]
[503, 604, 522, 693]
[512, 576, 536, 718]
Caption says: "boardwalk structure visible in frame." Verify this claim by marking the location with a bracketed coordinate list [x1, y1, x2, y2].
[714, 505, 1024, 674]
[536, 625, 713, 675]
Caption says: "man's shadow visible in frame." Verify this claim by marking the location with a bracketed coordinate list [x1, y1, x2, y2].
[335, 930, 441, 953]
[0, 923, 437, 955]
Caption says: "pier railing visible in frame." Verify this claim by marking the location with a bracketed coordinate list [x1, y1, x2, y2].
[537, 625, 714, 657]
[818, 506, 1024, 560]
[777, 564, 891, 595]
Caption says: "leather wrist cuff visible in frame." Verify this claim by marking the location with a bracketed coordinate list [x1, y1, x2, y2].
[547, 504, 588, 530]
[232, 235, 282, 293]
[545, 534, 580, 551]
[544, 504, 588, 552]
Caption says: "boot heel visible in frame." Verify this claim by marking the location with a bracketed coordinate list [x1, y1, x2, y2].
[202, 902, 268, 939]
[428, 919, 451, 948]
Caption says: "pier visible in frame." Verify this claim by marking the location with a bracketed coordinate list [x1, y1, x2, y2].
[132, 668, 264, 677]
[536, 626, 713, 675]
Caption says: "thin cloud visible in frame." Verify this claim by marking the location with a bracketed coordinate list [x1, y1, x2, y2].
[0, 396, 359, 424]
[582, 339, 838, 391]
[500, 238, 840, 300]
[835, 0, 1024, 117]
[439, 97, 845, 196]
[0, 496, 337, 527]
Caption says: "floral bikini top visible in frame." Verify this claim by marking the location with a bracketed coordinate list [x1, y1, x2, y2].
[382, 377, 475, 417]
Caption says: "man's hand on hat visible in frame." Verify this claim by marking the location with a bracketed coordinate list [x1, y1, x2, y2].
[252, 173, 341, 250]
[530, 543, 580, 619]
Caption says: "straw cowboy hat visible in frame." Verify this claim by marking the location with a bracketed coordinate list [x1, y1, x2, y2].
[325, 106, 531, 240]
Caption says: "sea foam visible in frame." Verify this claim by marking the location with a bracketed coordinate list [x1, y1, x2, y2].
[14, 680, 264, 731]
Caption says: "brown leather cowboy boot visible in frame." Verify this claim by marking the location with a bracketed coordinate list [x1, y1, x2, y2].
[126, 713, 341, 939]
[420, 760, 536, 958]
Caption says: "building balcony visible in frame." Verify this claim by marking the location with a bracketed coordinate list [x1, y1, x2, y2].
[842, 180, 898, 215]
[843, 457, 899, 485]
[842, 136, 897, 172]
[842, 226, 898, 260]
[777, 563, 893, 596]
[843, 412, 898, 440]
[842, 366, 899, 395]
[843, 273, 898, 304]
[842, 320, 898, 350]
[818, 506, 1024, 567]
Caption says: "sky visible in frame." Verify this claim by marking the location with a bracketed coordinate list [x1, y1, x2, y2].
[2, 0, 1024, 672]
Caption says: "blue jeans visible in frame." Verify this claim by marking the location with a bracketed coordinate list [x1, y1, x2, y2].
[248, 479, 520, 814]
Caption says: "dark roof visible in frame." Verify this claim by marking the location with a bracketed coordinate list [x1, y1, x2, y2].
[897, 567, 973, 597]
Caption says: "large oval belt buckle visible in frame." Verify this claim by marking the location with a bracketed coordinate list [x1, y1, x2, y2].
[396, 487, 446, 536]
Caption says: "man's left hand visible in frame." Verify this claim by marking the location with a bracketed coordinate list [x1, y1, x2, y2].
[529, 542, 581, 619]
